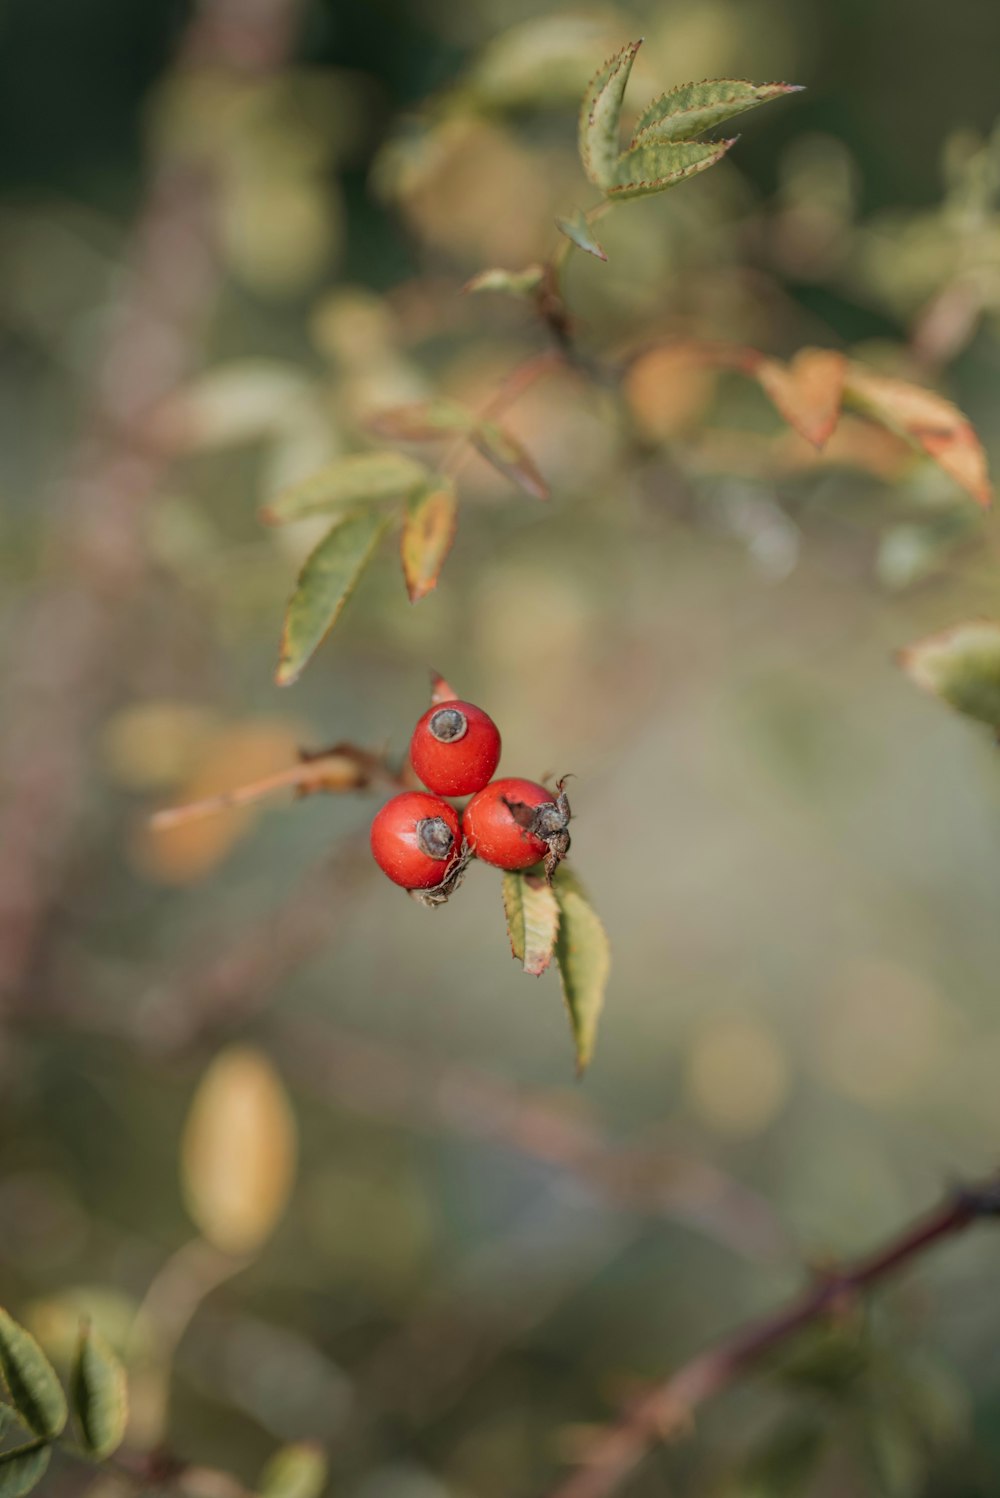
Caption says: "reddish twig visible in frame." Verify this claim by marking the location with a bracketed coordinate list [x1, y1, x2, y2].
[547, 1175, 1000, 1498]
[0, 0, 304, 1008]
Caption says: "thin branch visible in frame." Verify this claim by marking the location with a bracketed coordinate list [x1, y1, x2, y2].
[547, 1174, 1000, 1498]
[0, 0, 304, 1009]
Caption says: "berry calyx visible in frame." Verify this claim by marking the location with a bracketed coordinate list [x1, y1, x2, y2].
[462, 776, 572, 880]
[370, 791, 468, 903]
[409, 699, 502, 797]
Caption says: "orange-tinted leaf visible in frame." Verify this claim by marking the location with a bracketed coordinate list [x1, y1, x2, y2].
[624, 343, 719, 440]
[401, 480, 458, 602]
[473, 422, 549, 499]
[751, 348, 847, 449]
[845, 365, 992, 508]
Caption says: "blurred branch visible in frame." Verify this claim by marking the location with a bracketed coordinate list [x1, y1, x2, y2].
[548, 1174, 1000, 1498]
[0, 0, 304, 1009]
[271, 1014, 793, 1266]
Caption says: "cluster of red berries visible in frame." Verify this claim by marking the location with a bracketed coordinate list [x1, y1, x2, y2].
[370, 695, 572, 905]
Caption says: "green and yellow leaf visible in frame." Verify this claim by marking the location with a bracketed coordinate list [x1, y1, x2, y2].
[609, 137, 736, 199]
[259, 1442, 328, 1498]
[0, 1310, 66, 1440]
[261, 452, 427, 525]
[552, 867, 611, 1075]
[579, 40, 642, 189]
[463, 265, 545, 299]
[276, 508, 388, 685]
[502, 869, 561, 976]
[401, 480, 458, 603]
[181, 1046, 298, 1255]
[555, 209, 607, 261]
[0, 1442, 50, 1498]
[631, 78, 802, 146]
[898, 620, 1000, 728]
[71, 1323, 128, 1460]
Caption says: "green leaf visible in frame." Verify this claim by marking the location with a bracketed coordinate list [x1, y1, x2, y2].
[71, 1323, 128, 1460]
[259, 1442, 328, 1498]
[0, 1442, 50, 1498]
[261, 452, 428, 525]
[463, 265, 545, 299]
[552, 867, 610, 1074]
[401, 480, 458, 603]
[0, 1310, 66, 1439]
[555, 209, 607, 261]
[276, 509, 389, 686]
[631, 79, 802, 146]
[502, 869, 561, 976]
[898, 621, 1000, 727]
[0, 1404, 20, 1437]
[579, 40, 642, 189]
[609, 137, 736, 199]
[473, 423, 549, 499]
[368, 401, 475, 442]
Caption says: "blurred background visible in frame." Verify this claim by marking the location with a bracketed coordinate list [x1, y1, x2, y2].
[4, 0, 1000, 1494]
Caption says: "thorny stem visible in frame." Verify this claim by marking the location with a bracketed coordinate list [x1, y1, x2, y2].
[547, 1174, 1000, 1498]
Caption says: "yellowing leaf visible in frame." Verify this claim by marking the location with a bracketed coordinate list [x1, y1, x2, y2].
[579, 40, 642, 189]
[502, 870, 561, 977]
[631, 79, 802, 146]
[401, 481, 458, 603]
[259, 1442, 328, 1498]
[0, 1442, 50, 1498]
[845, 365, 992, 508]
[752, 348, 847, 449]
[0, 1309, 67, 1439]
[898, 621, 1000, 727]
[261, 452, 427, 525]
[473, 423, 549, 499]
[609, 137, 736, 199]
[182, 1047, 298, 1256]
[71, 1323, 128, 1460]
[555, 209, 607, 261]
[552, 868, 610, 1075]
[463, 265, 545, 298]
[276, 508, 389, 686]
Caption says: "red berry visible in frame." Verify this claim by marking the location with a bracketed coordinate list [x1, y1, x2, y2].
[462, 778, 561, 872]
[370, 791, 463, 891]
[409, 700, 501, 797]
